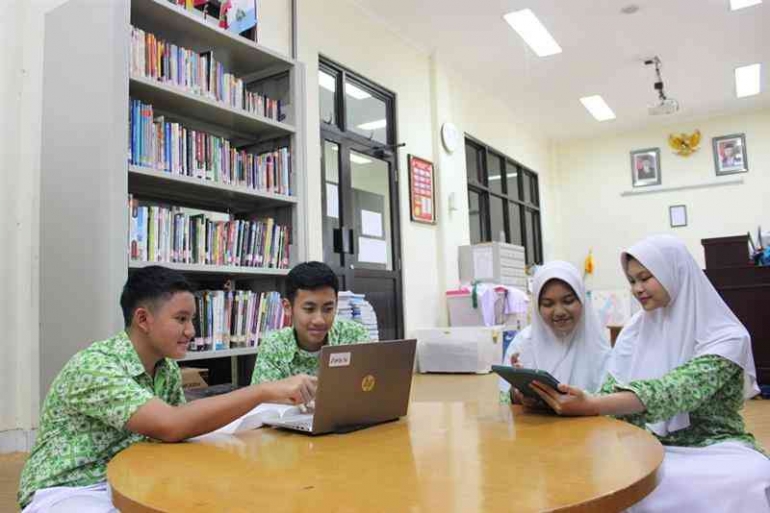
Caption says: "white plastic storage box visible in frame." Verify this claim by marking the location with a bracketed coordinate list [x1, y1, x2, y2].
[446, 287, 507, 327]
[414, 326, 504, 374]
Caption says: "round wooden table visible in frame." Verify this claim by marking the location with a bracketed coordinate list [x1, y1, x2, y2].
[108, 401, 663, 512]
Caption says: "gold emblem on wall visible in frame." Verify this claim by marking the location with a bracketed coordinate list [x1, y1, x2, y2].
[668, 129, 701, 156]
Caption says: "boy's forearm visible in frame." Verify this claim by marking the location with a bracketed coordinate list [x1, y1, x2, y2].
[169, 383, 276, 441]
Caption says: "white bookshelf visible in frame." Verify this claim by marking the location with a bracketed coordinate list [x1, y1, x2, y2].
[40, 0, 306, 395]
[179, 347, 259, 362]
[129, 75, 295, 139]
[128, 260, 291, 277]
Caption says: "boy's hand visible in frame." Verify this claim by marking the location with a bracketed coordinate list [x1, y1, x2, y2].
[264, 374, 318, 405]
[509, 352, 522, 368]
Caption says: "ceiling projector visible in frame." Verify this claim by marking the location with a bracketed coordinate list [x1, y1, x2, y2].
[645, 56, 679, 116]
[649, 98, 679, 116]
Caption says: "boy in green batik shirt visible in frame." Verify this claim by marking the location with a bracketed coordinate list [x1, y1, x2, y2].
[251, 261, 370, 385]
[19, 266, 317, 512]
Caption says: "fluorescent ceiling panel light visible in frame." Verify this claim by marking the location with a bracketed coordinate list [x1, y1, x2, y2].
[319, 72, 336, 92]
[357, 119, 387, 130]
[350, 154, 372, 165]
[730, 0, 762, 11]
[319, 73, 371, 100]
[579, 95, 616, 121]
[489, 173, 520, 181]
[735, 63, 761, 97]
[345, 83, 371, 100]
[503, 9, 562, 57]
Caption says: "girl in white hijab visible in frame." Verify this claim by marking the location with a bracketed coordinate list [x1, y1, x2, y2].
[499, 261, 611, 403]
[531, 235, 770, 512]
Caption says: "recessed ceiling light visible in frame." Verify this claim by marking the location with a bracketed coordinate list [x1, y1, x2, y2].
[579, 95, 616, 121]
[735, 63, 761, 98]
[503, 9, 562, 57]
[730, 0, 762, 10]
[318, 72, 372, 100]
[345, 83, 371, 100]
[357, 119, 387, 130]
[350, 154, 372, 165]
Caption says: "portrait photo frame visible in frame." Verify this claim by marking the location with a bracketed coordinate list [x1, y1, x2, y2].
[630, 147, 661, 188]
[712, 133, 748, 176]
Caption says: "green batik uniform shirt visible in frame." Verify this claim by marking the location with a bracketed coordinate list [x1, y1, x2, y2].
[599, 354, 763, 452]
[18, 331, 185, 508]
[251, 319, 370, 384]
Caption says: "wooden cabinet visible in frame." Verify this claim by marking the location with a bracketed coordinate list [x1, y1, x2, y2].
[702, 236, 770, 384]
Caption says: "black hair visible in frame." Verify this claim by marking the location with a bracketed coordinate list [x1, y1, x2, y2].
[285, 261, 339, 303]
[120, 266, 194, 327]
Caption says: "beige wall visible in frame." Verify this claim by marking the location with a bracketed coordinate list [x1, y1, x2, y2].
[553, 109, 770, 291]
[297, 1, 556, 334]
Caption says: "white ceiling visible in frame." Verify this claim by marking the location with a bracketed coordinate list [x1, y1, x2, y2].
[351, 0, 770, 141]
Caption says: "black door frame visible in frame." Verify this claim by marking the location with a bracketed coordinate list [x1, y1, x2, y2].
[319, 57, 404, 339]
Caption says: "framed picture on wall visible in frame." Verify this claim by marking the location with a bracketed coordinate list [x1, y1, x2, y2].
[669, 205, 687, 228]
[712, 133, 748, 176]
[408, 155, 436, 224]
[630, 148, 661, 188]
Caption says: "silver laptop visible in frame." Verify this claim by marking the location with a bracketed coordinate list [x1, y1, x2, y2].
[263, 339, 416, 435]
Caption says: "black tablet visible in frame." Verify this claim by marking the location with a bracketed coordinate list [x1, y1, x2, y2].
[492, 365, 563, 400]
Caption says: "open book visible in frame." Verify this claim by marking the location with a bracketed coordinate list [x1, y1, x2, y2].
[188, 403, 303, 442]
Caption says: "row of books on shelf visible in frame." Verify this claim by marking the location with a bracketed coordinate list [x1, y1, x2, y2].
[129, 99, 292, 195]
[130, 26, 283, 120]
[128, 196, 291, 269]
[190, 289, 286, 351]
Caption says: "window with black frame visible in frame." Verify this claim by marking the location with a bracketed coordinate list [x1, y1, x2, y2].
[465, 137, 543, 264]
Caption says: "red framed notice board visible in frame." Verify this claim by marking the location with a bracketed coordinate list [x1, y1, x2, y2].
[408, 155, 436, 224]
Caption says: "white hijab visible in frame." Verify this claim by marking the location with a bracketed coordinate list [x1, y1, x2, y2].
[609, 234, 759, 436]
[506, 261, 611, 393]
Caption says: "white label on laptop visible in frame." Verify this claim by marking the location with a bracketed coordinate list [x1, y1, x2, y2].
[329, 352, 351, 367]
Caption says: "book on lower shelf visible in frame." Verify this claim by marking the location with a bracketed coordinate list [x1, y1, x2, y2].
[190, 288, 286, 352]
[189, 402, 302, 441]
[128, 196, 291, 269]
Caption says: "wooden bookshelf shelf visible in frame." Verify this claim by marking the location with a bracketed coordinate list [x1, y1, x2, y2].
[178, 346, 259, 362]
[128, 165, 297, 212]
[129, 75, 295, 140]
[129, 261, 291, 277]
[131, 0, 294, 75]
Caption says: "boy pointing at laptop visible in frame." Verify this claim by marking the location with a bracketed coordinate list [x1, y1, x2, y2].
[19, 266, 316, 512]
[251, 261, 370, 385]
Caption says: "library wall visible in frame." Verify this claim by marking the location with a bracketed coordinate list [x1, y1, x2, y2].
[297, 0, 556, 332]
[552, 109, 770, 292]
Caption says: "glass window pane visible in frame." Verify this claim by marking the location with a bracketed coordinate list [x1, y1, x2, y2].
[508, 202, 523, 246]
[465, 142, 484, 184]
[351, 150, 392, 270]
[490, 196, 505, 242]
[533, 212, 542, 263]
[531, 174, 540, 206]
[322, 141, 341, 266]
[525, 209, 536, 264]
[318, 69, 337, 126]
[488, 154, 503, 194]
[468, 190, 483, 244]
[506, 161, 520, 201]
[345, 79, 388, 144]
[522, 171, 532, 204]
